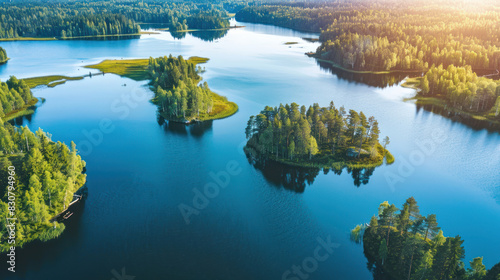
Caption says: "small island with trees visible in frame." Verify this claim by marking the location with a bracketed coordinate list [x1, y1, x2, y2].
[244, 102, 393, 169]
[351, 197, 500, 280]
[85, 55, 238, 123]
[148, 55, 237, 123]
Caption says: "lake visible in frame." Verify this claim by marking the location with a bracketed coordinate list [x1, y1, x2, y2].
[1, 19, 499, 280]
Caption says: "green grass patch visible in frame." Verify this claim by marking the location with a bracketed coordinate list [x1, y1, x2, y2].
[85, 59, 150, 81]
[187, 56, 210, 65]
[23, 75, 84, 89]
[401, 77, 421, 90]
[84, 56, 209, 82]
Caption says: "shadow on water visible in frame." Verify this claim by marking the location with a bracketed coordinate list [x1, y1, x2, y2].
[245, 150, 376, 192]
[416, 103, 500, 133]
[316, 61, 418, 88]
[157, 114, 213, 138]
[7, 101, 42, 126]
[188, 30, 229, 42]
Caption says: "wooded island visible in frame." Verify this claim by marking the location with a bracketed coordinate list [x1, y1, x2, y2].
[245, 102, 393, 169]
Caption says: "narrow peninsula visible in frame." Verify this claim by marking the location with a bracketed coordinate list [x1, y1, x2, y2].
[244, 102, 393, 169]
[86, 55, 238, 123]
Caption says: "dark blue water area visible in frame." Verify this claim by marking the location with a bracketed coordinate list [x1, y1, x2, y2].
[0, 20, 499, 280]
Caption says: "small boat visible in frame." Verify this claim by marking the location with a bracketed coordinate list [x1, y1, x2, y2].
[63, 212, 74, 220]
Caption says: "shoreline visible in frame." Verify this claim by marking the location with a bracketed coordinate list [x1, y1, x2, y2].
[401, 77, 500, 131]
[307, 53, 425, 75]
[0, 32, 155, 42]
[244, 145, 394, 170]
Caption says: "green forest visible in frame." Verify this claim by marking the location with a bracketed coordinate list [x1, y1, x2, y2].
[148, 55, 237, 122]
[0, 121, 86, 253]
[0, 1, 230, 39]
[0, 47, 7, 63]
[245, 102, 393, 169]
[0, 76, 38, 120]
[352, 197, 500, 280]
[235, 1, 500, 127]
[420, 65, 500, 115]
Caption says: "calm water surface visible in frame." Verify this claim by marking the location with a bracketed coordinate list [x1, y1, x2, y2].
[0, 20, 499, 280]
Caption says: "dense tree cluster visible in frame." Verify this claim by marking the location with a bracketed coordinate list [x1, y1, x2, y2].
[0, 1, 230, 38]
[0, 5, 140, 38]
[358, 197, 500, 280]
[0, 121, 86, 252]
[148, 55, 216, 120]
[421, 65, 500, 114]
[0, 76, 36, 119]
[237, 1, 500, 72]
[245, 102, 392, 167]
[0, 47, 7, 63]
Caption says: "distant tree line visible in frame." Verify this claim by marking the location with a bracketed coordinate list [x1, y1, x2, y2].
[0, 47, 7, 63]
[0, 1, 230, 39]
[0, 121, 86, 252]
[236, 1, 500, 72]
[354, 197, 500, 280]
[0, 76, 36, 119]
[148, 55, 216, 121]
[245, 102, 392, 167]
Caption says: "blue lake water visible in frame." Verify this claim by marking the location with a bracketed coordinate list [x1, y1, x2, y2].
[0, 20, 499, 280]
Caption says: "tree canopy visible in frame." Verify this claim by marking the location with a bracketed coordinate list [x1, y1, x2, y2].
[245, 102, 393, 168]
[358, 197, 500, 280]
[0, 76, 37, 119]
[0, 121, 86, 252]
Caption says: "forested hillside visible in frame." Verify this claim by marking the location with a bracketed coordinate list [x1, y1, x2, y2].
[0, 121, 86, 252]
[245, 102, 393, 168]
[0, 1, 230, 39]
[354, 197, 500, 280]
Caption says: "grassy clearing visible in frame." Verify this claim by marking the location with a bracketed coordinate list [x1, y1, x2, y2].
[23, 75, 84, 89]
[198, 92, 238, 121]
[85, 59, 150, 81]
[401, 77, 421, 90]
[187, 56, 210, 65]
[84, 56, 209, 81]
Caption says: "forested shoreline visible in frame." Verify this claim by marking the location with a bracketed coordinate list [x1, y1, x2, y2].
[0, 77, 38, 120]
[0, 47, 8, 64]
[352, 197, 500, 280]
[149, 55, 237, 122]
[0, 121, 87, 253]
[245, 102, 393, 169]
[235, 0, 500, 129]
[0, 1, 230, 39]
